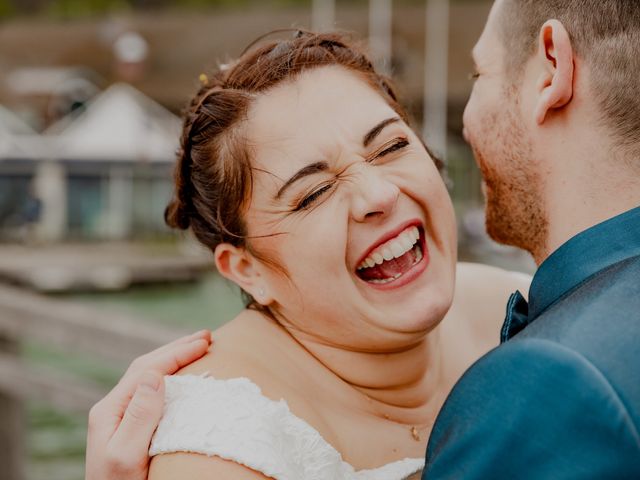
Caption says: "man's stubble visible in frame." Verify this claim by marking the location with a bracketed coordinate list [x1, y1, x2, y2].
[472, 90, 549, 262]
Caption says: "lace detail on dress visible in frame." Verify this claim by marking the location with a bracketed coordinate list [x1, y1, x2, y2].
[150, 375, 424, 480]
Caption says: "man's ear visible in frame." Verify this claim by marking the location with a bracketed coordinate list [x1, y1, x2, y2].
[214, 243, 273, 306]
[534, 19, 575, 125]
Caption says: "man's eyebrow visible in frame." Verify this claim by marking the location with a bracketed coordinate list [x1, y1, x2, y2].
[363, 117, 401, 147]
[275, 161, 330, 199]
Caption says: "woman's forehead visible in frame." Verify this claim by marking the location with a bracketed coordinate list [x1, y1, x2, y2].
[245, 65, 398, 171]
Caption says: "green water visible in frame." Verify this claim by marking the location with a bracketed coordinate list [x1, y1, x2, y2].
[67, 272, 246, 330]
[26, 273, 245, 480]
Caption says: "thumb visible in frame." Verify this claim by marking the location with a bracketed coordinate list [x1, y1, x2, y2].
[109, 371, 165, 464]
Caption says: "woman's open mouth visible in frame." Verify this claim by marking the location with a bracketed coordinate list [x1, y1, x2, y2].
[355, 225, 428, 287]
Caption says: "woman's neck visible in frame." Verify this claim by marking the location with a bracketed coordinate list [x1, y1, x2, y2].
[279, 321, 449, 428]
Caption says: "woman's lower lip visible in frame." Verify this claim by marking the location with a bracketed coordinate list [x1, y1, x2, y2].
[359, 235, 430, 291]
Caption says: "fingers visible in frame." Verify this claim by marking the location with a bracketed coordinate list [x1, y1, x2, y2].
[90, 332, 212, 432]
[106, 371, 166, 473]
[126, 330, 210, 374]
[126, 330, 212, 377]
[164, 329, 212, 348]
[112, 338, 210, 414]
[122, 337, 211, 387]
[85, 331, 212, 480]
[130, 330, 211, 371]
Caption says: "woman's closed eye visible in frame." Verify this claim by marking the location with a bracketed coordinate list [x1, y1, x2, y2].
[367, 137, 410, 163]
[293, 137, 410, 211]
[294, 183, 334, 211]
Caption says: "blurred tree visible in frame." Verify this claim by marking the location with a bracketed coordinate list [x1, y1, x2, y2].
[9, 0, 46, 14]
[0, 0, 16, 17]
[130, 0, 165, 7]
[47, 0, 130, 17]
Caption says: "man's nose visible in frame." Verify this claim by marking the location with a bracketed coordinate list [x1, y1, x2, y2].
[462, 100, 473, 144]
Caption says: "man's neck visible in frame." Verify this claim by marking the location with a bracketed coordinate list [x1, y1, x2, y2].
[542, 171, 640, 264]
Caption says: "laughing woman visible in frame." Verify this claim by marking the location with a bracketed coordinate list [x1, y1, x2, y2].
[137, 32, 530, 480]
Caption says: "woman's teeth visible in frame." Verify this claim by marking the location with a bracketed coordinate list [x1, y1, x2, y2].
[357, 226, 421, 271]
[367, 245, 423, 284]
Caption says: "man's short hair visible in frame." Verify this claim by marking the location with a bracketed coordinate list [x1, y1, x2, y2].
[498, 0, 640, 153]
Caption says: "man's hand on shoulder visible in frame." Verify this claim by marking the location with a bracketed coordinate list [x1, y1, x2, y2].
[85, 330, 212, 480]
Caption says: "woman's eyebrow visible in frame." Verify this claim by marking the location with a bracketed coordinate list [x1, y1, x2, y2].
[275, 116, 400, 200]
[363, 117, 400, 147]
[275, 161, 329, 199]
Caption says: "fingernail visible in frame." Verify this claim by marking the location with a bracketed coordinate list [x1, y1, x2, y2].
[189, 329, 208, 339]
[139, 371, 161, 392]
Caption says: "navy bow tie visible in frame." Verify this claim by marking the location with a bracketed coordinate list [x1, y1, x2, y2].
[500, 291, 530, 343]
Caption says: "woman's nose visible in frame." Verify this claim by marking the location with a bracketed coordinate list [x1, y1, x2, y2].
[351, 169, 400, 223]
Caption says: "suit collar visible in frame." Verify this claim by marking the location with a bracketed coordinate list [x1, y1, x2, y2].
[501, 205, 640, 342]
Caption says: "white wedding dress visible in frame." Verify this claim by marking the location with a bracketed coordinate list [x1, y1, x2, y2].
[150, 374, 425, 480]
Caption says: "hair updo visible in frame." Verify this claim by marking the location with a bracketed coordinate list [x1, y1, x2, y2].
[165, 31, 410, 308]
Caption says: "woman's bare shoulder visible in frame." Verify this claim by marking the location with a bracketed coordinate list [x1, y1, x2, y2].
[456, 262, 532, 300]
[150, 313, 340, 478]
[452, 262, 532, 339]
[170, 309, 337, 445]
[149, 452, 272, 480]
[176, 309, 280, 379]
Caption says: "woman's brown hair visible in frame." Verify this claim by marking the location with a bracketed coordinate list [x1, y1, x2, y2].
[165, 31, 415, 309]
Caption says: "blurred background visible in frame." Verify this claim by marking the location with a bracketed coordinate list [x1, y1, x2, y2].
[0, 1, 535, 479]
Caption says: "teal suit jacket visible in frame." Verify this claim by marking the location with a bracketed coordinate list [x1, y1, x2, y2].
[423, 206, 640, 479]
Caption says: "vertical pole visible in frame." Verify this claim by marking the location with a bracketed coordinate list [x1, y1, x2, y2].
[107, 166, 133, 240]
[369, 0, 393, 74]
[312, 0, 335, 32]
[423, 0, 450, 158]
[34, 160, 67, 242]
[0, 335, 25, 480]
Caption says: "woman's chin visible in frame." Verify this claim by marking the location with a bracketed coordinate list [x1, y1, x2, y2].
[365, 298, 452, 337]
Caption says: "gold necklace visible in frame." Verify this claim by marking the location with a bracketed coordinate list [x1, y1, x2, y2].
[382, 412, 430, 442]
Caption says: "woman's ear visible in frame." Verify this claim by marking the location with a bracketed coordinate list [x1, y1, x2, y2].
[214, 243, 273, 306]
[534, 19, 575, 125]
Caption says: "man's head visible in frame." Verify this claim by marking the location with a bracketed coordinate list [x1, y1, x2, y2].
[499, 0, 640, 149]
[464, 0, 640, 263]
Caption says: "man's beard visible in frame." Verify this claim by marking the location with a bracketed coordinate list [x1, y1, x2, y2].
[472, 98, 548, 261]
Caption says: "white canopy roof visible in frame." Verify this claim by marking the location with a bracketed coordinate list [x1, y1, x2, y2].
[0, 105, 35, 135]
[0, 129, 23, 159]
[47, 83, 181, 163]
[0, 105, 40, 160]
